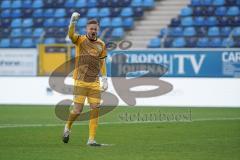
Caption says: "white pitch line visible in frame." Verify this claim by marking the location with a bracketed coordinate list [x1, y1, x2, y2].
[0, 117, 240, 129]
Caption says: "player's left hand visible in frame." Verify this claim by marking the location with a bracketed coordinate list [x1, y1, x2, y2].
[101, 76, 108, 92]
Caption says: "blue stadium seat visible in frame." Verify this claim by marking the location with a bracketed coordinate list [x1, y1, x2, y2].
[99, 8, 110, 17]
[23, 9, 33, 17]
[202, 0, 213, 6]
[11, 28, 22, 37]
[186, 37, 197, 47]
[111, 8, 121, 17]
[22, 18, 33, 27]
[11, 18, 22, 27]
[75, 0, 87, 8]
[237, 0, 240, 5]
[112, 28, 124, 39]
[232, 27, 240, 37]
[100, 17, 111, 28]
[191, 0, 201, 6]
[12, 9, 22, 18]
[54, 0, 65, 8]
[34, 18, 44, 27]
[0, 28, 11, 37]
[1, 0, 11, 9]
[79, 28, 86, 35]
[148, 38, 161, 48]
[22, 38, 35, 48]
[87, 0, 97, 8]
[181, 17, 194, 26]
[54, 9, 66, 18]
[1, 19, 11, 27]
[44, 0, 54, 8]
[33, 9, 44, 18]
[222, 38, 235, 47]
[233, 16, 240, 25]
[227, 6, 240, 16]
[221, 27, 232, 36]
[163, 37, 173, 48]
[143, 0, 155, 8]
[121, 0, 132, 7]
[1, 9, 11, 18]
[121, 7, 133, 17]
[78, 8, 87, 16]
[184, 27, 196, 36]
[98, 0, 108, 7]
[112, 17, 123, 27]
[197, 27, 208, 35]
[43, 18, 54, 27]
[212, 0, 225, 6]
[77, 18, 88, 27]
[11, 0, 22, 8]
[22, 0, 32, 8]
[110, 0, 121, 7]
[56, 18, 68, 27]
[180, 7, 193, 16]
[215, 6, 227, 16]
[194, 17, 205, 26]
[65, 0, 75, 8]
[134, 7, 144, 17]
[172, 37, 186, 48]
[170, 27, 183, 36]
[44, 38, 56, 44]
[197, 38, 209, 47]
[210, 38, 222, 47]
[123, 18, 134, 29]
[225, 0, 236, 5]
[205, 7, 215, 16]
[193, 7, 204, 16]
[208, 27, 220, 36]
[131, 0, 143, 7]
[33, 0, 43, 8]
[11, 38, 22, 47]
[23, 28, 33, 37]
[44, 9, 54, 18]
[170, 18, 181, 27]
[87, 8, 98, 18]
[218, 16, 231, 26]
[206, 17, 218, 26]
[159, 28, 168, 37]
[0, 38, 10, 47]
[55, 28, 67, 37]
[45, 28, 56, 37]
[33, 28, 44, 37]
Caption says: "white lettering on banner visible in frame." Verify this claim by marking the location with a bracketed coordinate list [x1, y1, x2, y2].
[174, 54, 206, 74]
[128, 54, 170, 64]
[222, 52, 240, 63]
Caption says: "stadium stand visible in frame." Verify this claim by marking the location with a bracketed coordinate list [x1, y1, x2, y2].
[0, 0, 155, 48]
[148, 0, 240, 48]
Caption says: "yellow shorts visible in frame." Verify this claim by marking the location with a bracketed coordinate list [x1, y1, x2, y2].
[73, 80, 101, 104]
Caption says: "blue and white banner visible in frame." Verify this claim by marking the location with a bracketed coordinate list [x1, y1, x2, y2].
[0, 49, 38, 76]
[107, 49, 240, 77]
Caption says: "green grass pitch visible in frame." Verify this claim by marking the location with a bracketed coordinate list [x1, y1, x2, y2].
[0, 105, 239, 160]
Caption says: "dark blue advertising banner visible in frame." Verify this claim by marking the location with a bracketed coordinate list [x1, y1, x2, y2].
[106, 49, 240, 77]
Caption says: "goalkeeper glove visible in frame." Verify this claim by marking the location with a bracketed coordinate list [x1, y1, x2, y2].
[70, 12, 80, 24]
[101, 76, 108, 92]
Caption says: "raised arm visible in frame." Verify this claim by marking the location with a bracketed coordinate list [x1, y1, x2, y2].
[68, 12, 80, 44]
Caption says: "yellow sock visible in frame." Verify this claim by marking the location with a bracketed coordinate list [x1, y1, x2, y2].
[89, 108, 99, 140]
[66, 111, 79, 130]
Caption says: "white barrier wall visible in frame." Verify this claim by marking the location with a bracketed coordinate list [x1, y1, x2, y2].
[0, 77, 239, 107]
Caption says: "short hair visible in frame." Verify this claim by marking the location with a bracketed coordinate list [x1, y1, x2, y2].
[87, 19, 99, 26]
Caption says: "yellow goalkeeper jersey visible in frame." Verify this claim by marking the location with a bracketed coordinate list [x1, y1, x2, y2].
[68, 25, 107, 82]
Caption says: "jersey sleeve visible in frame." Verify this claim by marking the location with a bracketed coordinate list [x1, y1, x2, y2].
[99, 43, 107, 59]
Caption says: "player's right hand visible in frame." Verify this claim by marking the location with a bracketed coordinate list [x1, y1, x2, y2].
[70, 12, 80, 24]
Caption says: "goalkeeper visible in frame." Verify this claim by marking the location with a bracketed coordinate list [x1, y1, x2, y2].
[62, 12, 108, 146]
